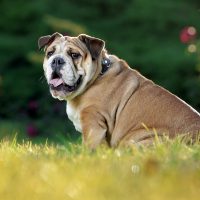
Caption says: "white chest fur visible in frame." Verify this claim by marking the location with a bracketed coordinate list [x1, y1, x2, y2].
[66, 102, 82, 133]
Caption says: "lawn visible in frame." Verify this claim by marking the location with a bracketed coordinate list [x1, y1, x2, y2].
[0, 137, 200, 200]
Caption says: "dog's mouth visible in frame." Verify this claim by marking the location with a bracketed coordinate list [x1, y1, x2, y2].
[49, 72, 82, 93]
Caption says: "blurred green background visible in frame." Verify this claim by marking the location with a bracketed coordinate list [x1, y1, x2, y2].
[0, 0, 200, 144]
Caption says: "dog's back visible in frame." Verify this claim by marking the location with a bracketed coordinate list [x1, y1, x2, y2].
[110, 62, 200, 146]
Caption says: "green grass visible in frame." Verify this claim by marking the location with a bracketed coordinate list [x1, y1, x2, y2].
[0, 137, 200, 200]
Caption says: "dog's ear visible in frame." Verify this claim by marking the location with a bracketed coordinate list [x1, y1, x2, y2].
[38, 32, 62, 51]
[78, 34, 105, 60]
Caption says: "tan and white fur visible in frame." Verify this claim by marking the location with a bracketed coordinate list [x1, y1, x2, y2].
[38, 33, 200, 149]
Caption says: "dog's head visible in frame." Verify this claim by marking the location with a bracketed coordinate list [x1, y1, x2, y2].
[38, 32, 105, 100]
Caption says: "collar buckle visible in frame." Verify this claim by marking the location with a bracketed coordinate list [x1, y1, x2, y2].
[101, 58, 111, 75]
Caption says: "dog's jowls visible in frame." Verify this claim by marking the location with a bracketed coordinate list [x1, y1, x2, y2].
[38, 33, 200, 149]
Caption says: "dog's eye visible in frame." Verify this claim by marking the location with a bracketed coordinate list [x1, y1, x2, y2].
[71, 53, 81, 59]
[47, 51, 54, 58]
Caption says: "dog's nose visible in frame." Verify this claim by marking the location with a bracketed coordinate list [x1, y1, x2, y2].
[51, 57, 65, 71]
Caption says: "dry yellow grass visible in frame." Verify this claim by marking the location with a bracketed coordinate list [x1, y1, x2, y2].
[0, 138, 200, 200]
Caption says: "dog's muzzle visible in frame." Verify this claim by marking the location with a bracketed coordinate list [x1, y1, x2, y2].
[49, 57, 82, 93]
[51, 57, 65, 74]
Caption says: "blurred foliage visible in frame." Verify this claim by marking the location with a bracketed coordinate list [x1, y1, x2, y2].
[0, 0, 200, 141]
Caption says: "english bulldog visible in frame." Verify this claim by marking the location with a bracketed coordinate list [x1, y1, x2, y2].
[38, 32, 200, 148]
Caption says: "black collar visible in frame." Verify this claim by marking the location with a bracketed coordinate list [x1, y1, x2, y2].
[100, 58, 111, 75]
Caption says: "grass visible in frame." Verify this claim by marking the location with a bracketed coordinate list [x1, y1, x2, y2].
[0, 137, 200, 200]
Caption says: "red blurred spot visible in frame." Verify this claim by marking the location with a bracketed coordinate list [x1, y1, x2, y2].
[180, 26, 197, 44]
[27, 124, 38, 137]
